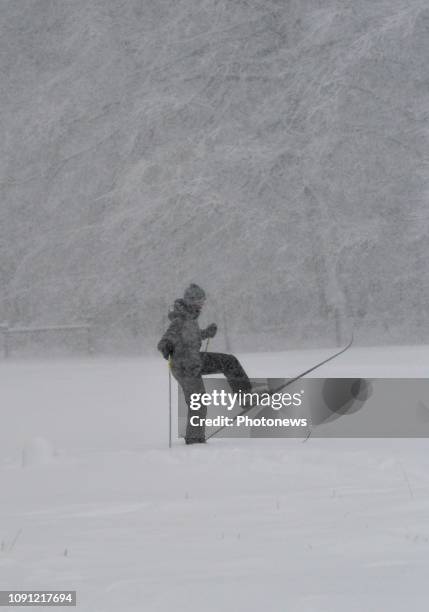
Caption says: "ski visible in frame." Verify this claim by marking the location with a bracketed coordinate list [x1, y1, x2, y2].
[268, 332, 354, 394]
[206, 334, 354, 440]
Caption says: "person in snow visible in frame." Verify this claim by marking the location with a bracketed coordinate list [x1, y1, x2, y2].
[157, 284, 253, 444]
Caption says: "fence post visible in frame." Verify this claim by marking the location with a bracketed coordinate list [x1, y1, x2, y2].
[87, 325, 94, 355]
[0, 325, 9, 359]
[334, 307, 343, 347]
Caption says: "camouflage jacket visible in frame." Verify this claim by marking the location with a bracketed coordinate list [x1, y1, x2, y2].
[157, 299, 212, 376]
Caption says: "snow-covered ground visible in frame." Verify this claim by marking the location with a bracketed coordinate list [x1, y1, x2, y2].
[1, 345, 429, 611]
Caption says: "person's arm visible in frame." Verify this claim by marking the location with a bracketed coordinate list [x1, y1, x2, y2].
[157, 319, 182, 359]
[201, 323, 217, 340]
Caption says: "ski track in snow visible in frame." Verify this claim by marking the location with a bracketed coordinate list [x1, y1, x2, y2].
[0, 346, 429, 611]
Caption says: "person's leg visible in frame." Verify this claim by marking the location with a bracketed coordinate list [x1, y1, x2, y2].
[173, 371, 207, 442]
[200, 352, 252, 394]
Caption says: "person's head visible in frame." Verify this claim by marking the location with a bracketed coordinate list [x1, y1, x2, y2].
[183, 283, 206, 316]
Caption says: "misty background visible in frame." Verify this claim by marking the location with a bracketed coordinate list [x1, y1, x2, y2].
[1, 0, 428, 356]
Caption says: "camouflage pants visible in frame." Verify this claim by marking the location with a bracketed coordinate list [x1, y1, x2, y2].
[172, 352, 252, 442]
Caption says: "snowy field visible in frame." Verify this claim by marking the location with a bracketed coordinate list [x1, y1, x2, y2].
[1, 345, 429, 611]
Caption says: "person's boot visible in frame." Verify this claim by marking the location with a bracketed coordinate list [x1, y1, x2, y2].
[185, 437, 206, 445]
[251, 381, 271, 394]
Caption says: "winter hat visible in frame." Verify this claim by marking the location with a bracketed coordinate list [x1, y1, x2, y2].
[183, 283, 206, 304]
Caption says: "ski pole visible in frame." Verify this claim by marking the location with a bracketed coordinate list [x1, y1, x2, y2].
[168, 356, 172, 448]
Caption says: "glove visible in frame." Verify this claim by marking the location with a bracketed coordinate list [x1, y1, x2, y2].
[205, 323, 217, 338]
[158, 339, 174, 360]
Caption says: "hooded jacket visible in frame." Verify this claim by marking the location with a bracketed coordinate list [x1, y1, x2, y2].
[158, 299, 212, 376]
